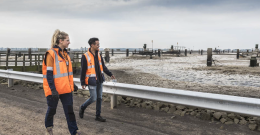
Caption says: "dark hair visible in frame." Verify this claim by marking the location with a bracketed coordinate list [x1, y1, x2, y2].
[88, 38, 99, 46]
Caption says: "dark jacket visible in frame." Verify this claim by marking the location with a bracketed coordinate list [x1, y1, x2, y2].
[80, 48, 112, 86]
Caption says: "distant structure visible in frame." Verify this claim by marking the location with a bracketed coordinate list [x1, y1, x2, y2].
[254, 44, 259, 52]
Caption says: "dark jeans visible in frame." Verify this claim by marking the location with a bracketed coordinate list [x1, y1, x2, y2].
[81, 83, 103, 116]
[45, 92, 78, 135]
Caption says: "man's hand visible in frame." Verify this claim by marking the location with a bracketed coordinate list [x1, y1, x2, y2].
[111, 75, 116, 79]
[51, 89, 59, 100]
[82, 85, 86, 89]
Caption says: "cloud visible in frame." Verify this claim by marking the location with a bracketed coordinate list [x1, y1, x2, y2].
[0, 0, 260, 49]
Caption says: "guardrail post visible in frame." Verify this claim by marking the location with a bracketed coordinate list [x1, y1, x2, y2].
[15, 54, 17, 66]
[110, 94, 117, 109]
[7, 69, 13, 87]
[237, 49, 239, 59]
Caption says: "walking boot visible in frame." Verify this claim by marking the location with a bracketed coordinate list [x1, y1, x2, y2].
[79, 108, 84, 118]
[45, 127, 53, 135]
[95, 116, 106, 122]
[76, 130, 81, 135]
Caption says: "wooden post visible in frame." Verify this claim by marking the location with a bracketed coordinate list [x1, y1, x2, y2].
[158, 49, 161, 57]
[23, 54, 25, 71]
[28, 48, 31, 59]
[6, 48, 9, 69]
[110, 94, 117, 109]
[105, 49, 110, 62]
[201, 49, 203, 55]
[37, 54, 40, 72]
[15, 54, 17, 67]
[207, 48, 212, 66]
[237, 49, 239, 59]
[185, 49, 187, 56]
[7, 69, 13, 87]
[38, 54, 40, 66]
[126, 49, 129, 57]
[18, 52, 21, 57]
[35, 54, 37, 65]
[112, 49, 114, 56]
[30, 54, 32, 66]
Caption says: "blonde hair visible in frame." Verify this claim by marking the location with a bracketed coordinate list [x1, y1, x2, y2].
[51, 29, 69, 48]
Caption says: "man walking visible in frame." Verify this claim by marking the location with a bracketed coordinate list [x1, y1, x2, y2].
[79, 38, 115, 122]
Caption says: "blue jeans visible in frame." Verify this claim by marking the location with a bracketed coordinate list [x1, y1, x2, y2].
[81, 83, 103, 116]
[45, 92, 78, 135]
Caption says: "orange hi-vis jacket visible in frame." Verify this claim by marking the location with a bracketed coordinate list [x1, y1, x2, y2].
[42, 48, 74, 97]
[84, 51, 104, 85]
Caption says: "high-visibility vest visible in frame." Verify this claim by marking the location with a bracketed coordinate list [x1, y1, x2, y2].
[42, 48, 74, 97]
[84, 51, 104, 85]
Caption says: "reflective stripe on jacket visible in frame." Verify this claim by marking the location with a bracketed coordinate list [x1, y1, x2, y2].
[42, 48, 74, 97]
[84, 51, 104, 85]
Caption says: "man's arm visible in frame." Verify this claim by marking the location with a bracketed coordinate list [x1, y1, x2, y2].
[100, 55, 113, 77]
[80, 55, 88, 86]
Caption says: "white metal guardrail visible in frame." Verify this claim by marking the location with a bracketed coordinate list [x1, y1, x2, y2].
[1, 69, 260, 117]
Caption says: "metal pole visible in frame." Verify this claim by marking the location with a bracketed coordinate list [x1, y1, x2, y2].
[207, 48, 212, 66]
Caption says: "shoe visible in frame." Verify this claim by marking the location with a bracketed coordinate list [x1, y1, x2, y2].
[95, 116, 106, 122]
[76, 130, 81, 135]
[79, 108, 84, 118]
[45, 127, 53, 135]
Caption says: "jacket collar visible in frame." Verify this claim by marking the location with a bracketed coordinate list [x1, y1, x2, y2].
[52, 45, 68, 60]
[88, 48, 99, 56]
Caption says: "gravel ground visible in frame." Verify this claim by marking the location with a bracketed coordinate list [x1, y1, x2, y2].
[0, 82, 259, 135]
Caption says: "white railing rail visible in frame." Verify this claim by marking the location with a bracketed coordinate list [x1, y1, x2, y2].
[1, 69, 260, 117]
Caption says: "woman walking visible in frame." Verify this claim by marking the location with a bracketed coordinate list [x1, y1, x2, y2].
[42, 29, 80, 135]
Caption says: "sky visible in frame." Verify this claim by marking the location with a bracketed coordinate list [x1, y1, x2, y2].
[0, 0, 260, 50]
